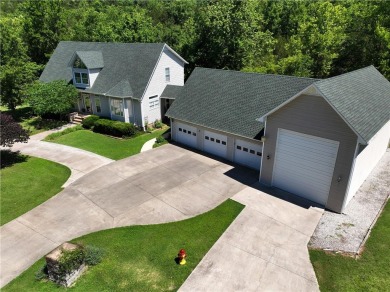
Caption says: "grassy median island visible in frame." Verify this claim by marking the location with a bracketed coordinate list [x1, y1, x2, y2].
[4, 199, 244, 291]
[45, 128, 168, 160]
[310, 201, 390, 291]
[0, 152, 71, 225]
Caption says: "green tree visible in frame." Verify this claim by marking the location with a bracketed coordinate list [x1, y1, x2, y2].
[21, 0, 66, 64]
[0, 61, 42, 110]
[27, 80, 79, 118]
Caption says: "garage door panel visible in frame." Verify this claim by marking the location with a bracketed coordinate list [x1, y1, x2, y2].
[277, 140, 338, 159]
[273, 129, 339, 205]
[275, 152, 337, 173]
[203, 130, 227, 158]
[234, 139, 262, 170]
[175, 122, 197, 148]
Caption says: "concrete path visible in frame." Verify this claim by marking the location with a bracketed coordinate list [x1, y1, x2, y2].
[180, 186, 323, 292]
[0, 145, 258, 287]
[11, 138, 113, 188]
[140, 138, 156, 152]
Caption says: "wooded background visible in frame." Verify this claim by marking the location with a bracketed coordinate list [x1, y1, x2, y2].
[1, 0, 389, 108]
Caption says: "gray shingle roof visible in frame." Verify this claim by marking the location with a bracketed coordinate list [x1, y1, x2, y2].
[166, 67, 318, 139]
[314, 65, 390, 143]
[40, 41, 166, 99]
[75, 51, 104, 69]
[161, 85, 183, 99]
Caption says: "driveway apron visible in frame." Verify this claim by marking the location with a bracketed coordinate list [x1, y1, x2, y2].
[179, 186, 323, 292]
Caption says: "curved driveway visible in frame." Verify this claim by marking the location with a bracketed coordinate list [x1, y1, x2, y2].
[11, 140, 113, 187]
[1, 143, 322, 290]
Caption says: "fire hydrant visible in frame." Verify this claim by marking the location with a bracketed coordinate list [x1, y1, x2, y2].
[178, 249, 187, 265]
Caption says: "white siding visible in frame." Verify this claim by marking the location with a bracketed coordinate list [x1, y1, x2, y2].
[345, 120, 390, 206]
[141, 46, 185, 127]
[88, 68, 100, 87]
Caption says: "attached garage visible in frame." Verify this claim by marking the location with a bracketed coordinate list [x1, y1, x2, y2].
[272, 129, 339, 205]
[166, 66, 390, 213]
[203, 130, 228, 159]
[234, 139, 263, 170]
[175, 122, 198, 148]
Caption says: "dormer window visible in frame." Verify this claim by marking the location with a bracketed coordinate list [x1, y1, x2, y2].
[74, 72, 89, 85]
[73, 56, 87, 69]
[70, 51, 104, 88]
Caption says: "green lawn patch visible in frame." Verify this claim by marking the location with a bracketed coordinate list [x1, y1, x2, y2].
[310, 201, 390, 291]
[3, 199, 244, 291]
[1, 105, 68, 135]
[45, 128, 169, 160]
[0, 152, 71, 225]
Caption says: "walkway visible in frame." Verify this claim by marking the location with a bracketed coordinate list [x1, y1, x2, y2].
[10, 125, 114, 187]
[140, 137, 156, 152]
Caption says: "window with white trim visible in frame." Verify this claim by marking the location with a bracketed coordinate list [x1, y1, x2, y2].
[74, 72, 89, 85]
[110, 99, 123, 116]
[149, 95, 159, 109]
[165, 67, 170, 82]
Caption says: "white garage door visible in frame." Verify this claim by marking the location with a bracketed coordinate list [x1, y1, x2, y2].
[272, 129, 339, 205]
[204, 130, 227, 158]
[234, 139, 263, 170]
[175, 122, 198, 148]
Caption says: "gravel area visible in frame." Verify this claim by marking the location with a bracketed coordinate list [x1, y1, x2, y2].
[309, 149, 390, 254]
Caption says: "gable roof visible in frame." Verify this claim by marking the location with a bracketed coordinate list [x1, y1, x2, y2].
[75, 51, 104, 69]
[166, 67, 318, 139]
[313, 66, 390, 143]
[161, 85, 183, 99]
[40, 41, 186, 99]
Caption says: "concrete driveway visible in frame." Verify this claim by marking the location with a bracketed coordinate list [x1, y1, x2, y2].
[11, 140, 113, 187]
[1, 144, 323, 290]
[180, 186, 323, 292]
[0, 144, 258, 287]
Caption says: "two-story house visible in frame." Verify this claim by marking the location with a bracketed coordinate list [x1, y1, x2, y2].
[40, 41, 187, 128]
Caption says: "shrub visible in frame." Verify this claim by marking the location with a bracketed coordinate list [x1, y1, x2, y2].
[35, 265, 48, 281]
[156, 135, 166, 144]
[93, 119, 137, 137]
[84, 245, 105, 266]
[58, 247, 85, 278]
[154, 120, 163, 129]
[81, 115, 100, 129]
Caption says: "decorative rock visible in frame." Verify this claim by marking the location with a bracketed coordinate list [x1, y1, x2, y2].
[45, 242, 86, 287]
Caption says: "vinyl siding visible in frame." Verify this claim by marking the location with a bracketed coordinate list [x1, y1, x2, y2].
[141, 47, 185, 126]
[89, 69, 100, 87]
[345, 120, 390, 207]
[260, 94, 358, 213]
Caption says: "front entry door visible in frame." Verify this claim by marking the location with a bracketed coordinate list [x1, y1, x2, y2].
[79, 94, 92, 113]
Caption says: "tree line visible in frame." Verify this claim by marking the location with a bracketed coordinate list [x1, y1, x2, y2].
[1, 0, 389, 110]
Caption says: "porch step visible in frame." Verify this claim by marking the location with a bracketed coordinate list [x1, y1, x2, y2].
[70, 114, 90, 124]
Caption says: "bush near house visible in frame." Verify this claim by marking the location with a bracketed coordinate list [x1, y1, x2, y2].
[93, 119, 137, 138]
[81, 115, 100, 129]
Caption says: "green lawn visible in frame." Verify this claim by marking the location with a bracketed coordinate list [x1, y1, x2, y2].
[45, 128, 169, 160]
[1, 105, 68, 135]
[310, 200, 390, 291]
[0, 152, 71, 225]
[3, 199, 244, 291]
